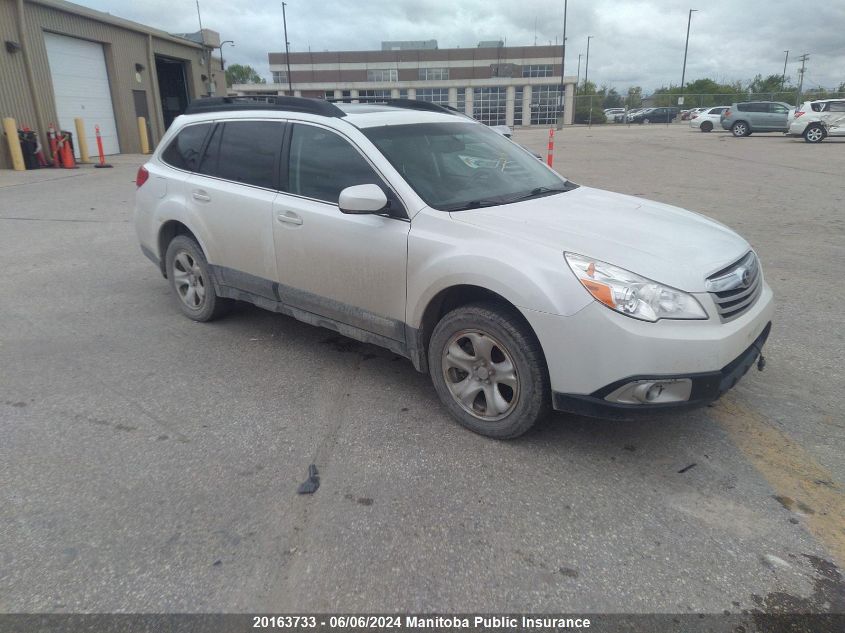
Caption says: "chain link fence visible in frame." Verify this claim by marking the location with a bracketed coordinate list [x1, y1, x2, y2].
[569, 92, 845, 125]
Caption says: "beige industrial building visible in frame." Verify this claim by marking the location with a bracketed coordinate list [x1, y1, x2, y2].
[0, 0, 226, 169]
[233, 41, 577, 128]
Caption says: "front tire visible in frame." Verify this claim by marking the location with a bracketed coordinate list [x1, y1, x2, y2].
[731, 121, 750, 137]
[164, 235, 229, 322]
[700, 121, 713, 132]
[642, 118, 650, 124]
[428, 302, 550, 439]
[804, 124, 826, 143]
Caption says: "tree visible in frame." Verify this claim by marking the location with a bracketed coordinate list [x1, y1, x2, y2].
[626, 86, 643, 108]
[225, 64, 266, 87]
[602, 86, 623, 109]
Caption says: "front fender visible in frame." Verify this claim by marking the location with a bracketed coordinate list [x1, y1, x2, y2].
[406, 210, 591, 327]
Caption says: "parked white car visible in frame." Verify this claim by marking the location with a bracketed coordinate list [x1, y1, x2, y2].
[788, 99, 845, 142]
[135, 96, 773, 438]
[689, 106, 729, 132]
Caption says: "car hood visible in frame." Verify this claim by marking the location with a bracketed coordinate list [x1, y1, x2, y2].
[449, 186, 750, 292]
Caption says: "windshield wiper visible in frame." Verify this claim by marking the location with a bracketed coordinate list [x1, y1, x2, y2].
[502, 183, 579, 203]
[442, 198, 506, 211]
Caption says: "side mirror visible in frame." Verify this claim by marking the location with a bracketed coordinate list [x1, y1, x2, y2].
[338, 184, 388, 215]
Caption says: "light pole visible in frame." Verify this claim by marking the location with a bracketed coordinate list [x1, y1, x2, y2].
[576, 53, 582, 93]
[281, 2, 293, 94]
[781, 50, 789, 92]
[555, 0, 568, 129]
[583, 36, 593, 91]
[219, 40, 234, 71]
[680, 9, 697, 97]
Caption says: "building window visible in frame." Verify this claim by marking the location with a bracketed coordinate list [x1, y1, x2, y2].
[358, 89, 392, 101]
[324, 91, 335, 100]
[415, 88, 450, 105]
[522, 64, 554, 78]
[271, 70, 287, 83]
[473, 87, 507, 126]
[457, 88, 466, 113]
[399, 89, 408, 99]
[530, 85, 562, 124]
[418, 67, 449, 81]
[367, 68, 398, 82]
[514, 87, 523, 125]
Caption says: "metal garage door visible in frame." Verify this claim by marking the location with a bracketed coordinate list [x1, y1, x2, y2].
[44, 32, 119, 157]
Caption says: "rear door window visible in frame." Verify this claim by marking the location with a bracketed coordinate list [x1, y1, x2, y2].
[161, 123, 212, 171]
[827, 101, 845, 112]
[201, 120, 285, 189]
[769, 103, 789, 114]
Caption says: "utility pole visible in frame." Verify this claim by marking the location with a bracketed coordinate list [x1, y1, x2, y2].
[555, 0, 568, 129]
[680, 8, 697, 100]
[576, 54, 582, 93]
[281, 2, 293, 94]
[195, 0, 212, 95]
[584, 35, 593, 90]
[796, 53, 809, 106]
[781, 50, 789, 92]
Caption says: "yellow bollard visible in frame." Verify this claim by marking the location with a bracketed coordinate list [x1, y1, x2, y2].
[3, 117, 26, 171]
[74, 117, 90, 163]
[137, 116, 150, 154]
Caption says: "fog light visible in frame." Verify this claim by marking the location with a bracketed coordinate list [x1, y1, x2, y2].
[605, 379, 692, 405]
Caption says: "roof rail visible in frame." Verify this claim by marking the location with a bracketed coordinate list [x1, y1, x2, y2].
[184, 95, 346, 117]
[328, 97, 466, 117]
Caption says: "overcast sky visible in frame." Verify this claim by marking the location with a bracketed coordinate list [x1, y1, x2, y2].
[81, 0, 844, 92]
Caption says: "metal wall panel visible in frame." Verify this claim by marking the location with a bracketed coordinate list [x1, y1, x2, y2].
[0, 0, 226, 168]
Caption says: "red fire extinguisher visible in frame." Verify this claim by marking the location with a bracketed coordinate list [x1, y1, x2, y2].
[48, 124, 59, 167]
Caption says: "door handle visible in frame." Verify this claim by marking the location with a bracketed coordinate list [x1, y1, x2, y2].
[192, 190, 211, 202]
[277, 211, 303, 226]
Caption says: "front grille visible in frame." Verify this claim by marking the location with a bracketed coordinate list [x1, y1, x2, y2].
[706, 251, 762, 322]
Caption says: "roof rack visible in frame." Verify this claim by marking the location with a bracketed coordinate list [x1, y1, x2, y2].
[328, 97, 466, 117]
[184, 95, 346, 118]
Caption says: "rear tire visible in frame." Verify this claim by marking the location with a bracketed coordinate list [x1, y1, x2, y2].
[804, 124, 826, 143]
[642, 118, 651, 124]
[164, 235, 229, 322]
[428, 302, 550, 439]
[731, 121, 750, 137]
[700, 121, 713, 132]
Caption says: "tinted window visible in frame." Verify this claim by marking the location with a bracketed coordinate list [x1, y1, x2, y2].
[828, 101, 845, 112]
[769, 103, 789, 114]
[287, 124, 383, 204]
[202, 121, 285, 189]
[197, 124, 222, 176]
[736, 103, 749, 112]
[708, 107, 725, 114]
[161, 123, 211, 171]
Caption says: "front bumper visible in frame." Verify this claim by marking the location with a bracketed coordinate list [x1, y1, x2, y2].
[552, 322, 770, 419]
[519, 280, 774, 419]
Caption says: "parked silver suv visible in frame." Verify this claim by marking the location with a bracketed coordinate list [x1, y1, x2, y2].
[720, 101, 791, 136]
[135, 97, 772, 438]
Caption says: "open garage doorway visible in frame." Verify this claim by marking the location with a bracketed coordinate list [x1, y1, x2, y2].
[155, 56, 190, 129]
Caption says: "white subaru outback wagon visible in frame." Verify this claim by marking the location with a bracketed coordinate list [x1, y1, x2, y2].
[135, 96, 773, 438]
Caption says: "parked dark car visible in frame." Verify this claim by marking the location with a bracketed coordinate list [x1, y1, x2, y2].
[629, 107, 679, 123]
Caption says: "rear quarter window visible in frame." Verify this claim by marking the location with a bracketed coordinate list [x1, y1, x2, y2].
[160, 123, 212, 171]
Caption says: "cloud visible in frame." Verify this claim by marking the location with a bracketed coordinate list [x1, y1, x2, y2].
[79, 0, 845, 91]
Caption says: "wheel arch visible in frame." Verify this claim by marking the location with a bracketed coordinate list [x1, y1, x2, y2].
[157, 220, 204, 278]
[410, 284, 548, 376]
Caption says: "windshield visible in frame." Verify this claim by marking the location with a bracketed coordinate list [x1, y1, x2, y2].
[362, 121, 575, 211]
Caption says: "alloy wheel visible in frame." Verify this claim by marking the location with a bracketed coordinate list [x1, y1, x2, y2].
[171, 250, 207, 310]
[441, 330, 519, 421]
[805, 126, 824, 143]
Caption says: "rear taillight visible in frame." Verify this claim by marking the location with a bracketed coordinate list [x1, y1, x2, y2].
[795, 111, 805, 118]
[691, 114, 698, 119]
[136, 165, 149, 188]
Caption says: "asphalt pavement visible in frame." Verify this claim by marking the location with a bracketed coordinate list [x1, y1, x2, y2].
[0, 124, 843, 614]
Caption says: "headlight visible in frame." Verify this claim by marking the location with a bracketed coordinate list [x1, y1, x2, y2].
[565, 252, 707, 322]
